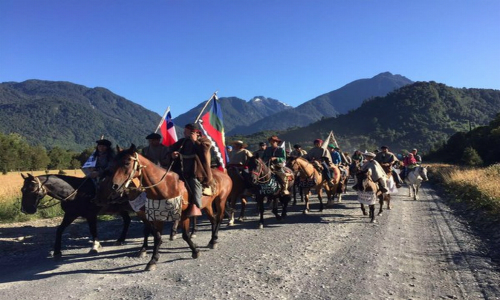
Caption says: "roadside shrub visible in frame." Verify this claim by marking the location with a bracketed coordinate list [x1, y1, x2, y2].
[461, 147, 483, 166]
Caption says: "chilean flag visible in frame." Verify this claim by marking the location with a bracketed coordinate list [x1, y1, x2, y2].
[160, 111, 178, 146]
[198, 96, 228, 170]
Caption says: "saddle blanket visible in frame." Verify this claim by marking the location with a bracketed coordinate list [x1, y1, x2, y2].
[297, 177, 316, 188]
[258, 176, 280, 195]
[357, 191, 378, 205]
[145, 196, 183, 222]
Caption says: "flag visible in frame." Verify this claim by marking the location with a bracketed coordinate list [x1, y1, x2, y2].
[81, 150, 97, 176]
[160, 111, 178, 146]
[322, 131, 339, 150]
[198, 96, 228, 170]
[279, 140, 286, 149]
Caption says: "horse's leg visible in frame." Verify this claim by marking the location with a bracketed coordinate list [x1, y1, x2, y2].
[53, 213, 78, 257]
[303, 188, 310, 214]
[227, 193, 236, 226]
[377, 194, 384, 216]
[170, 220, 179, 240]
[292, 184, 297, 206]
[145, 220, 164, 271]
[415, 184, 420, 201]
[257, 196, 265, 229]
[238, 196, 247, 222]
[281, 195, 289, 219]
[369, 205, 376, 223]
[318, 187, 324, 212]
[115, 210, 131, 245]
[204, 203, 219, 248]
[360, 204, 367, 215]
[386, 194, 392, 210]
[300, 186, 304, 202]
[135, 211, 150, 258]
[86, 214, 102, 255]
[272, 197, 282, 221]
[181, 215, 200, 258]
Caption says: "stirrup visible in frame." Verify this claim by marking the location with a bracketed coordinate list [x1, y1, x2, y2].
[186, 205, 202, 217]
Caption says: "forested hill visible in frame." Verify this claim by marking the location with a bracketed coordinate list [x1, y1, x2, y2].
[280, 81, 500, 154]
[0, 80, 160, 151]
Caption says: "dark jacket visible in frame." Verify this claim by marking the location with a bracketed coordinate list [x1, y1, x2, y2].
[169, 137, 213, 185]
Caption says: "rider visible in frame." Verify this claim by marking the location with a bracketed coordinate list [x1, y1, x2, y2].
[261, 136, 289, 195]
[411, 148, 422, 164]
[401, 152, 418, 181]
[375, 145, 403, 188]
[328, 144, 342, 166]
[228, 140, 253, 168]
[84, 139, 115, 180]
[169, 123, 213, 217]
[253, 142, 267, 158]
[304, 139, 335, 189]
[361, 152, 388, 193]
[351, 150, 364, 165]
[290, 144, 307, 158]
[142, 133, 169, 168]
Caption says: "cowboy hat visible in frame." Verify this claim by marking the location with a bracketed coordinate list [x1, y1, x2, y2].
[231, 140, 248, 148]
[96, 139, 112, 147]
[146, 133, 162, 140]
[268, 136, 282, 143]
[185, 123, 201, 132]
[362, 151, 376, 158]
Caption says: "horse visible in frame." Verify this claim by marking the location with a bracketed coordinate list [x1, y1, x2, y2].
[226, 166, 250, 226]
[288, 157, 337, 213]
[336, 164, 350, 202]
[20, 173, 133, 257]
[380, 164, 399, 210]
[109, 144, 232, 271]
[404, 165, 428, 200]
[246, 156, 294, 228]
[353, 169, 384, 223]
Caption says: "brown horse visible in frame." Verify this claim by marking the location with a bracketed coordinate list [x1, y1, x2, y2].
[288, 157, 339, 213]
[380, 164, 395, 210]
[109, 144, 232, 271]
[226, 166, 250, 226]
[354, 169, 384, 223]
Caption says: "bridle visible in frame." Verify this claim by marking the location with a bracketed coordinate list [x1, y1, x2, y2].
[21, 176, 83, 211]
[251, 159, 271, 184]
[113, 152, 169, 193]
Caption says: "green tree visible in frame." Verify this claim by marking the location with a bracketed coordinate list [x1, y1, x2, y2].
[461, 147, 483, 166]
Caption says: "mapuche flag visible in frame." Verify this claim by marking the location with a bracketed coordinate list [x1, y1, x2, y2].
[198, 96, 228, 170]
[160, 111, 178, 146]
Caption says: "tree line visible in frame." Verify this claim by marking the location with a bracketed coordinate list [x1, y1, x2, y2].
[0, 133, 94, 174]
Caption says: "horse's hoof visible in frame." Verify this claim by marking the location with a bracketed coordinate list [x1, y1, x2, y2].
[282, 213, 287, 219]
[228, 220, 235, 227]
[276, 216, 282, 221]
[52, 252, 62, 259]
[303, 209, 309, 214]
[190, 234, 197, 239]
[209, 242, 218, 249]
[362, 212, 368, 216]
[137, 250, 147, 258]
[145, 263, 156, 271]
[370, 219, 377, 223]
[387, 206, 392, 210]
[114, 240, 125, 246]
[88, 249, 99, 255]
[237, 217, 245, 222]
[377, 212, 382, 216]
[192, 250, 200, 259]
[170, 234, 177, 241]
[259, 224, 264, 229]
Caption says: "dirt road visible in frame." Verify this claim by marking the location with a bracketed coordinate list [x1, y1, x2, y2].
[1, 183, 499, 299]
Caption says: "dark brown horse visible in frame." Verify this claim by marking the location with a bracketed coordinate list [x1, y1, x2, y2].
[353, 169, 384, 223]
[246, 156, 294, 229]
[109, 145, 232, 271]
[226, 166, 250, 226]
[20, 173, 133, 257]
[288, 157, 337, 213]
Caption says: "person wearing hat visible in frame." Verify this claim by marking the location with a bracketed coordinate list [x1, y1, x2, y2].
[375, 145, 402, 188]
[169, 123, 213, 217]
[411, 148, 422, 164]
[401, 152, 418, 181]
[290, 144, 307, 159]
[84, 139, 115, 179]
[327, 144, 342, 166]
[262, 136, 289, 195]
[361, 151, 388, 193]
[142, 133, 169, 168]
[253, 142, 267, 158]
[304, 139, 335, 187]
[228, 140, 253, 167]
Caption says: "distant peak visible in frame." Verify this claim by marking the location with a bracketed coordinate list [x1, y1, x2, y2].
[374, 72, 394, 77]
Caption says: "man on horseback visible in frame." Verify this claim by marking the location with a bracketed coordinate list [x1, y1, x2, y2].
[305, 139, 335, 189]
[228, 140, 253, 188]
[411, 148, 422, 164]
[262, 136, 289, 195]
[84, 139, 115, 180]
[328, 144, 342, 166]
[361, 152, 388, 193]
[169, 123, 213, 217]
[253, 142, 267, 158]
[142, 133, 169, 168]
[290, 144, 307, 158]
[401, 152, 418, 181]
[375, 146, 402, 188]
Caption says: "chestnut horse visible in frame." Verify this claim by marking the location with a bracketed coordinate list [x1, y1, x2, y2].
[246, 156, 294, 229]
[109, 145, 232, 271]
[226, 166, 250, 226]
[353, 169, 384, 223]
[288, 157, 338, 213]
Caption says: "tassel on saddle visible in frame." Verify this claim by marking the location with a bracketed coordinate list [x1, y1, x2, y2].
[202, 179, 217, 196]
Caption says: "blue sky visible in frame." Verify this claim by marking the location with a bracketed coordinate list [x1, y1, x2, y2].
[1, 0, 499, 118]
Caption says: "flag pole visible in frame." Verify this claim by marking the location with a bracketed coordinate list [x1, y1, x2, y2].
[194, 91, 218, 124]
[154, 106, 170, 133]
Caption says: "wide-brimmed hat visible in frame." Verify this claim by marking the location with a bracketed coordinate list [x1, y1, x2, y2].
[268, 136, 282, 143]
[96, 139, 112, 147]
[362, 152, 376, 158]
[146, 133, 162, 140]
[380, 145, 389, 149]
[185, 123, 201, 132]
[231, 140, 248, 148]
[293, 144, 301, 149]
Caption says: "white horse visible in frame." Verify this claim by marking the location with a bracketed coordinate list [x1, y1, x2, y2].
[404, 166, 428, 200]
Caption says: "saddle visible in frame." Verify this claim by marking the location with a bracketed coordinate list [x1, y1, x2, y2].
[311, 161, 323, 173]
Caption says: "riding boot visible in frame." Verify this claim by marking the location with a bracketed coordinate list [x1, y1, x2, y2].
[392, 170, 402, 188]
[277, 173, 290, 195]
[377, 178, 389, 193]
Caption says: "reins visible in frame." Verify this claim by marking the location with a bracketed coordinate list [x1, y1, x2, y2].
[31, 176, 90, 209]
[251, 159, 271, 184]
[120, 152, 170, 192]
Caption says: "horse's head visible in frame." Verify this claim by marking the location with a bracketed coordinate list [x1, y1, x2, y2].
[354, 169, 376, 192]
[246, 156, 270, 186]
[418, 166, 429, 181]
[110, 144, 142, 195]
[20, 173, 46, 214]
